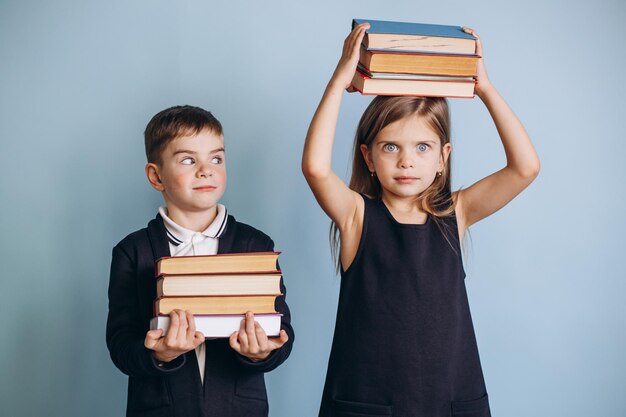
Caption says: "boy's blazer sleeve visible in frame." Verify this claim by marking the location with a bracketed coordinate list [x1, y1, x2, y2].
[106, 243, 186, 377]
[233, 237, 295, 373]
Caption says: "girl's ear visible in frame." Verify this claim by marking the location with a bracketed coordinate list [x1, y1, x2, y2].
[359, 144, 375, 172]
[145, 163, 165, 192]
[439, 143, 452, 172]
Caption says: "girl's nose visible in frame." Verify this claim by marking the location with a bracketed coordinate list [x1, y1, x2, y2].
[398, 153, 414, 169]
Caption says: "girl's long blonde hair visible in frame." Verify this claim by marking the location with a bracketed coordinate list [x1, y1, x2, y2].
[331, 96, 457, 270]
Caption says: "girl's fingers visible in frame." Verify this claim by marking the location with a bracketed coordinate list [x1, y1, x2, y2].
[346, 23, 368, 55]
[351, 25, 368, 51]
[462, 27, 483, 55]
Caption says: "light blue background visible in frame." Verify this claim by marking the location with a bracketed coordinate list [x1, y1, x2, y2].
[1, 1, 624, 416]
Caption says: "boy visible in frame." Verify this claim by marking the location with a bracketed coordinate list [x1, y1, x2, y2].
[106, 105, 293, 417]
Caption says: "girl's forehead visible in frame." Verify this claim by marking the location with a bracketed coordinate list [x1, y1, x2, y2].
[375, 117, 440, 143]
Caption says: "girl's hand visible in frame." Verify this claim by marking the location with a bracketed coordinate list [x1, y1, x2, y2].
[331, 22, 370, 91]
[462, 27, 493, 97]
[229, 311, 289, 361]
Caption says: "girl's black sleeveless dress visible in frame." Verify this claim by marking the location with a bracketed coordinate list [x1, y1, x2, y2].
[319, 196, 491, 417]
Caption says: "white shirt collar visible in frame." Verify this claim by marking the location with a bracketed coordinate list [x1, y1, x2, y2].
[159, 204, 228, 246]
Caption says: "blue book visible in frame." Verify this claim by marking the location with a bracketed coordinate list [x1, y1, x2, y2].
[352, 18, 477, 54]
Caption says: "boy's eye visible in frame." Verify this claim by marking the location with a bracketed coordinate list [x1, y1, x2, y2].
[180, 157, 194, 165]
[211, 156, 223, 164]
[417, 143, 429, 152]
[383, 144, 398, 152]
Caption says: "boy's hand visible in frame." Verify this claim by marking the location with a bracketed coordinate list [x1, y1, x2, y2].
[229, 311, 289, 361]
[462, 27, 493, 97]
[330, 22, 370, 91]
[144, 309, 205, 363]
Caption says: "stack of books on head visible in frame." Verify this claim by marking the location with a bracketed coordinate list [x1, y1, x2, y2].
[351, 18, 479, 98]
[150, 252, 283, 338]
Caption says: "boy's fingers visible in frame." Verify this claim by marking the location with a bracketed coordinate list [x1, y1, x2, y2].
[229, 331, 241, 352]
[175, 309, 188, 341]
[185, 310, 197, 340]
[244, 312, 256, 334]
[237, 318, 249, 350]
[267, 330, 289, 350]
[193, 331, 205, 346]
[254, 321, 268, 348]
[244, 312, 260, 353]
[166, 311, 180, 343]
[144, 329, 163, 349]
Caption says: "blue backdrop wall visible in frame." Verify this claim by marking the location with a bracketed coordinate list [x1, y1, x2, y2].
[1, 1, 624, 416]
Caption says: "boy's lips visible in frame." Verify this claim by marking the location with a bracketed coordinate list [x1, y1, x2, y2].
[193, 185, 217, 191]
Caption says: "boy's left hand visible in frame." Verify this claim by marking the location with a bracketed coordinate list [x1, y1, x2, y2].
[229, 311, 289, 361]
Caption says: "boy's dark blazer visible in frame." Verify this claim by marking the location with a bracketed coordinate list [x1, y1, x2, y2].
[106, 213, 294, 417]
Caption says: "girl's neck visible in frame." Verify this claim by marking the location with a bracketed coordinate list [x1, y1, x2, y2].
[381, 194, 428, 225]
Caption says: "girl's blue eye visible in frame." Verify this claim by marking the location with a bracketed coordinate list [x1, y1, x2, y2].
[383, 144, 398, 152]
[181, 157, 194, 165]
[417, 143, 429, 152]
[211, 156, 223, 164]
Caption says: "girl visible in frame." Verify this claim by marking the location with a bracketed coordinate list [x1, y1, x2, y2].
[302, 23, 540, 417]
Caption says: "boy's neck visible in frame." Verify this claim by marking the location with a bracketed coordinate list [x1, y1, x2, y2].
[164, 206, 219, 232]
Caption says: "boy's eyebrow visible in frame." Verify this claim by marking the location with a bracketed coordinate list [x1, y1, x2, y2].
[172, 147, 225, 155]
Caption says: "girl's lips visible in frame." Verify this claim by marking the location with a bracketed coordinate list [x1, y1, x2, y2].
[395, 176, 418, 183]
[193, 186, 217, 191]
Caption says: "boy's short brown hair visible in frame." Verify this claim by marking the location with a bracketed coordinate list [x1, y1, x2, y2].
[144, 105, 223, 164]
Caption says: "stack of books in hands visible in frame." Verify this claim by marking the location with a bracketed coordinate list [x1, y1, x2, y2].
[351, 18, 479, 98]
[150, 252, 283, 338]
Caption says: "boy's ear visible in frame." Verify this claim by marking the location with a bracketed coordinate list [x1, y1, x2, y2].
[145, 163, 165, 191]
[359, 144, 375, 172]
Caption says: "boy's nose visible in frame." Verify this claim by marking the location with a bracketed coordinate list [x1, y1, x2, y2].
[197, 164, 213, 178]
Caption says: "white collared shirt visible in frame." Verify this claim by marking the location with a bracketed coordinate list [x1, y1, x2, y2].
[159, 204, 228, 385]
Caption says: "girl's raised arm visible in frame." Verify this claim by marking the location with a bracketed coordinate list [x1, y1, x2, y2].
[302, 23, 369, 231]
[455, 28, 540, 234]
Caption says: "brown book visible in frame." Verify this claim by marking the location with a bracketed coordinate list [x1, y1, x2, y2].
[154, 295, 279, 315]
[359, 46, 479, 77]
[351, 70, 475, 98]
[155, 252, 280, 276]
[363, 33, 476, 54]
[156, 273, 282, 297]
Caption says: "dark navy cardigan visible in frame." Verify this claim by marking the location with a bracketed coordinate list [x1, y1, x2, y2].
[106, 214, 294, 417]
